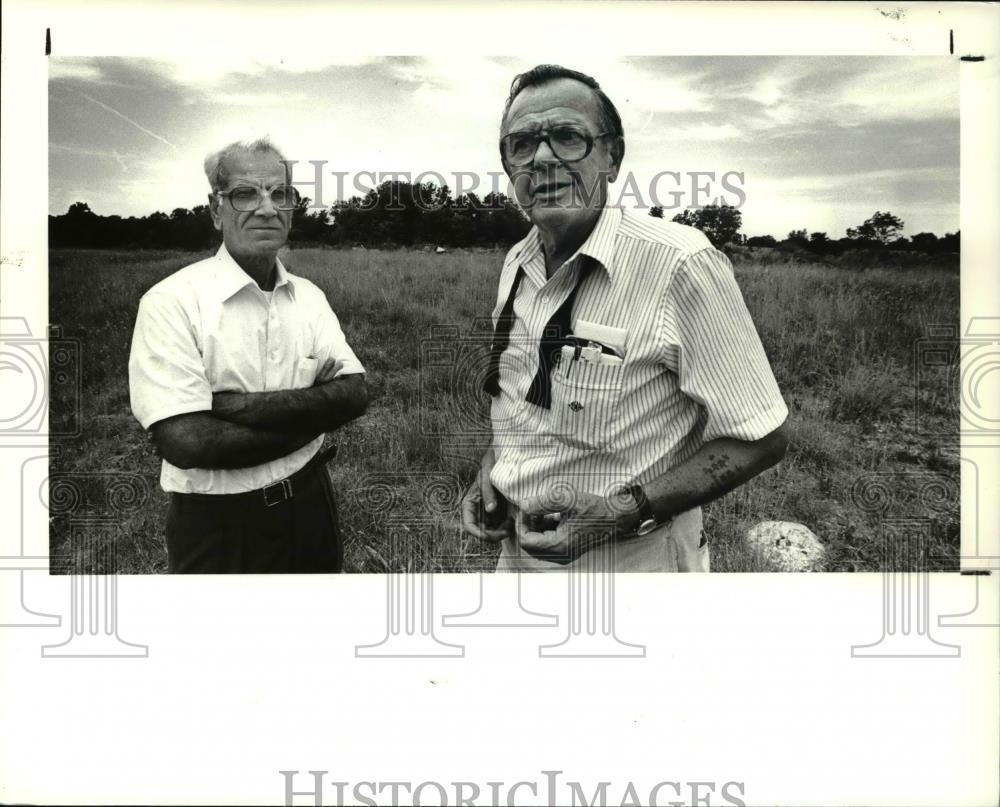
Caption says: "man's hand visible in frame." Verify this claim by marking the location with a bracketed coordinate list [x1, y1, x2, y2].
[460, 449, 513, 541]
[316, 359, 345, 384]
[517, 491, 639, 565]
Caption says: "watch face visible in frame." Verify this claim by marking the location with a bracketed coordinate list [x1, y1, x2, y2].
[636, 518, 657, 536]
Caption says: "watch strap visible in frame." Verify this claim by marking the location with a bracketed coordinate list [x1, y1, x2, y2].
[627, 483, 657, 536]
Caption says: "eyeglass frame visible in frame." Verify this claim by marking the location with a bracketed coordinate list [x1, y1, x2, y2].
[213, 183, 301, 212]
[499, 126, 615, 167]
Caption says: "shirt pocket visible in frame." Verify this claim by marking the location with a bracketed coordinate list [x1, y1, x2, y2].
[292, 356, 319, 389]
[550, 345, 625, 451]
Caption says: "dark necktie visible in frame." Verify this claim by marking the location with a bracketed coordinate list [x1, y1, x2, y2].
[483, 258, 595, 410]
[482, 267, 525, 398]
[525, 256, 595, 409]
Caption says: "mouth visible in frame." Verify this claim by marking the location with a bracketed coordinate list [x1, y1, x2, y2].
[530, 180, 572, 199]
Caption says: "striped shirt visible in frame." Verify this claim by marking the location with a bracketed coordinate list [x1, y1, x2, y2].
[129, 244, 365, 494]
[489, 205, 787, 569]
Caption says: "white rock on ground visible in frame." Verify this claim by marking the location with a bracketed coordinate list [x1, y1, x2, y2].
[746, 521, 825, 572]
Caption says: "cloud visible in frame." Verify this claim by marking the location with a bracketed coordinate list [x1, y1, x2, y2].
[48, 60, 104, 82]
[168, 53, 378, 86]
[209, 91, 309, 107]
[77, 91, 179, 152]
[676, 123, 742, 142]
[47, 55, 959, 238]
[50, 142, 141, 173]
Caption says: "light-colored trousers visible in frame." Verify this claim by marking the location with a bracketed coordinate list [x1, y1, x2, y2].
[495, 506, 710, 573]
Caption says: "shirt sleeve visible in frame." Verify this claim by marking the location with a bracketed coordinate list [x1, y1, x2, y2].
[311, 291, 366, 382]
[128, 291, 213, 430]
[660, 247, 788, 442]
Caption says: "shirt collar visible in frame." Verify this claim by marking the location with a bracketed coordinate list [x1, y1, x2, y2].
[515, 227, 543, 270]
[213, 243, 296, 302]
[516, 203, 622, 281]
[575, 203, 622, 279]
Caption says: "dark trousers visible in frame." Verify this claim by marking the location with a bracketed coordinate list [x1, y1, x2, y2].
[166, 461, 343, 574]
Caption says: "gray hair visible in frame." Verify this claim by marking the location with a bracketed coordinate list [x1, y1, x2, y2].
[203, 137, 288, 192]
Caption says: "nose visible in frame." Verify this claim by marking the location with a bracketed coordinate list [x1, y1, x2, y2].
[255, 191, 278, 217]
[532, 136, 560, 166]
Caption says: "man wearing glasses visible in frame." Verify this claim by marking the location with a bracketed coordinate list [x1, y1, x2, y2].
[128, 138, 368, 573]
[461, 65, 789, 571]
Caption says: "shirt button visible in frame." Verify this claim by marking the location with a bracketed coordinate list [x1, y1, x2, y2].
[569, 401, 583, 411]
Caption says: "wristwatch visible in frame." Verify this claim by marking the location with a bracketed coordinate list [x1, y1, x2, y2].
[627, 483, 658, 536]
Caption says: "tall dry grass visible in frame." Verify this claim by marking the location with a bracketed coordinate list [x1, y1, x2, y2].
[49, 247, 959, 573]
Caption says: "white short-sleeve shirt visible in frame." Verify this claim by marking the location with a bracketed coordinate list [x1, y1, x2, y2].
[128, 244, 365, 494]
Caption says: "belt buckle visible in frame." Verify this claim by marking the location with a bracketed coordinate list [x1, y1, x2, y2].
[262, 478, 293, 507]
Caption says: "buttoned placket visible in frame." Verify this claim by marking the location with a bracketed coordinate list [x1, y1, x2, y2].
[533, 256, 581, 322]
[263, 288, 281, 391]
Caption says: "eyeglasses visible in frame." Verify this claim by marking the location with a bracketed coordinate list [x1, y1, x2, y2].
[500, 126, 611, 167]
[216, 184, 301, 212]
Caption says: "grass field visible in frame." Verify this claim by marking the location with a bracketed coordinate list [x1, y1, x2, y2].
[48, 246, 960, 573]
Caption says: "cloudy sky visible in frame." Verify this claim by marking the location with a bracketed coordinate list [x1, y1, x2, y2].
[49, 55, 959, 238]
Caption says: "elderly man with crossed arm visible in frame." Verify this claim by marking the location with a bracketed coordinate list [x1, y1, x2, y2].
[129, 138, 368, 574]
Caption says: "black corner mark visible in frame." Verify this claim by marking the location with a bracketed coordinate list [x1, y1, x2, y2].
[45, 28, 51, 56]
[960, 569, 991, 576]
[951, 29, 986, 62]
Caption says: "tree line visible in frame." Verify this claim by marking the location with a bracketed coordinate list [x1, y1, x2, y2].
[51, 181, 958, 257]
[49, 181, 531, 251]
[650, 204, 959, 256]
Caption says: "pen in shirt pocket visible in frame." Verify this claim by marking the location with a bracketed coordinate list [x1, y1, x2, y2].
[566, 342, 583, 379]
[567, 336, 621, 368]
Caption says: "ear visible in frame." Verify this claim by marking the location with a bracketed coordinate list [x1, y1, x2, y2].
[208, 192, 223, 232]
[606, 136, 625, 184]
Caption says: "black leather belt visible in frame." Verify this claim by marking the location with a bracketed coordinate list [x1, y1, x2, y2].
[174, 444, 337, 508]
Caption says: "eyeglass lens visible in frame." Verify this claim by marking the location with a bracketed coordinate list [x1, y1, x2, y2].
[229, 185, 298, 210]
[502, 127, 590, 165]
